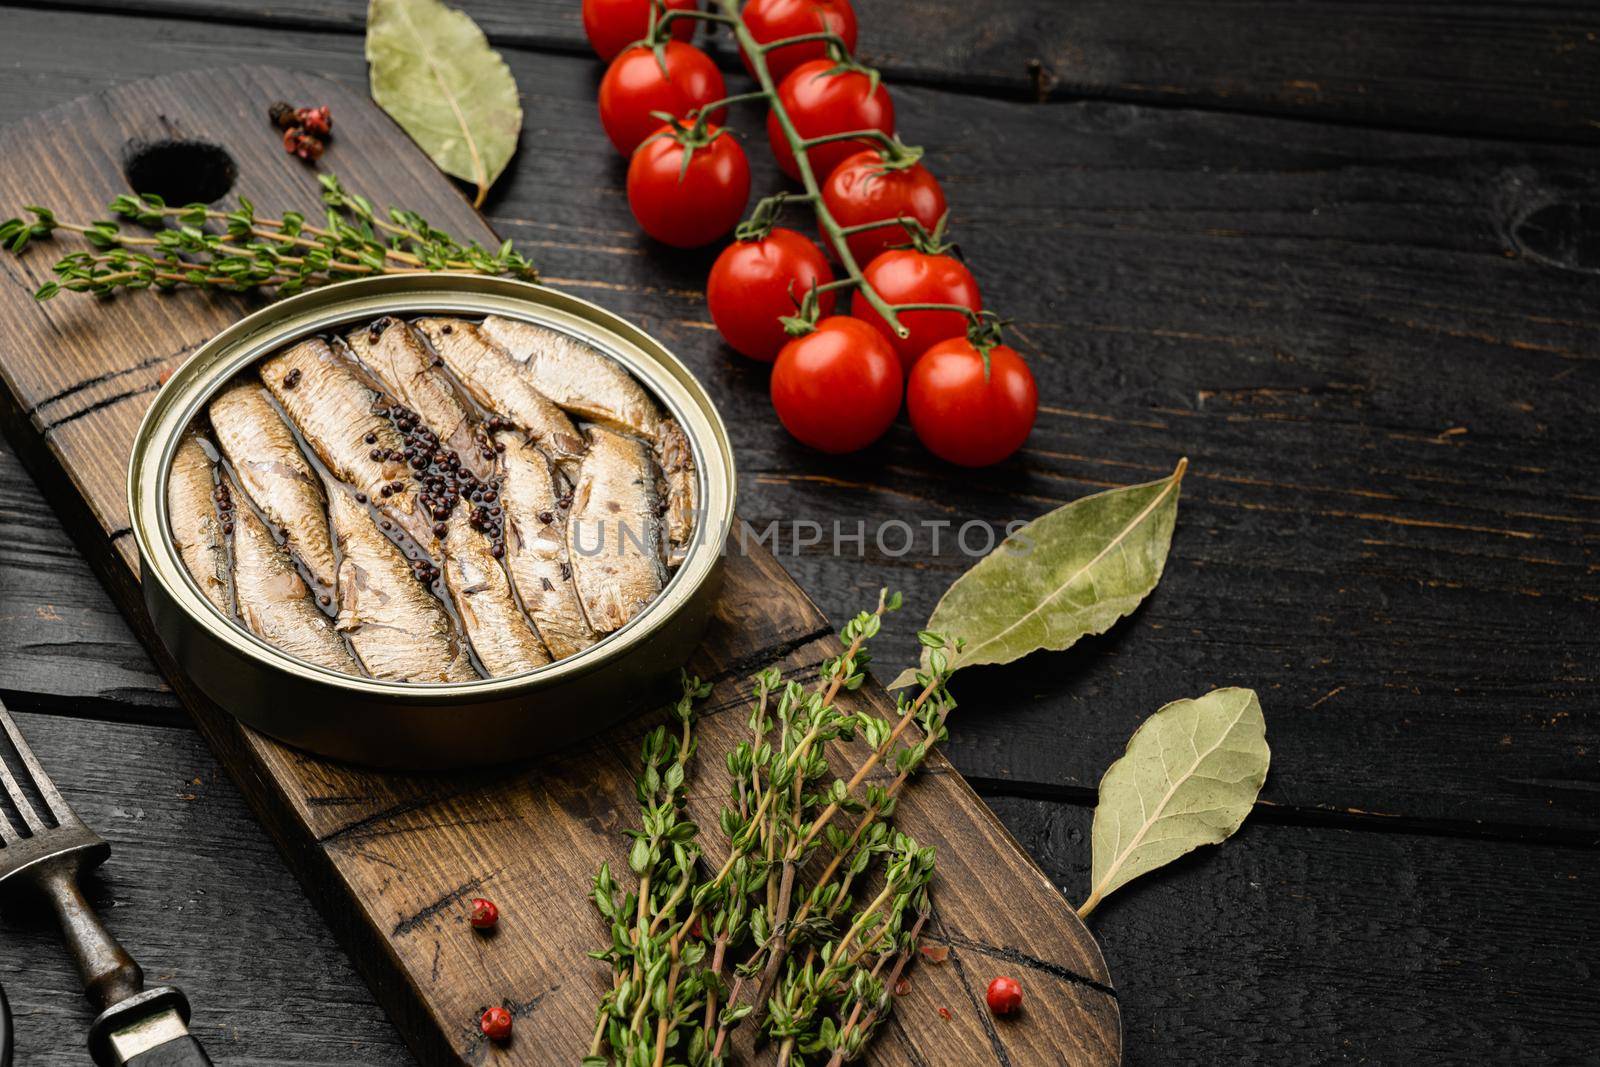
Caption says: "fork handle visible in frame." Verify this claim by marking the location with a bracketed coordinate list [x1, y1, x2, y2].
[39, 867, 212, 1066]
[39, 865, 144, 1011]
[120, 1034, 212, 1067]
[90, 988, 210, 1067]
[40, 866, 143, 1009]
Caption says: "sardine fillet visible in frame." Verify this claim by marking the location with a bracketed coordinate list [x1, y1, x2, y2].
[566, 427, 666, 633]
[352, 318, 546, 673]
[480, 315, 661, 442]
[209, 378, 338, 593]
[414, 317, 586, 479]
[261, 338, 434, 552]
[497, 431, 597, 659]
[474, 316, 693, 558]
[327, 486, 474, 683]
[230, 480, 361, 675]
[657, 417, 697, 563]
[347, 318, 493, 480]
[168, 433, 233, 616]
[443, 509, 550, 676]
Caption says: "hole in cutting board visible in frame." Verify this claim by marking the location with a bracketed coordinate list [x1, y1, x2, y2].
[122, 139, 238, 205]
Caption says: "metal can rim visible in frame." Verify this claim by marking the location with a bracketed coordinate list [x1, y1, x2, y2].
[128, 273, 736, 702]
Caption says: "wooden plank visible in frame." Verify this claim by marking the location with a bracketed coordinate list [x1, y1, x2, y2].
[1, 7, 1595, 837]
[464, 55, 1600, 839]
[0, 66, 1118, 1065]
[0, 439, 177, 717]
[8, 706, 1599, 1066]
[0, 710, 410, 1067]
[25, 0, 1600, 141]
[985, 794, 1600, 1063]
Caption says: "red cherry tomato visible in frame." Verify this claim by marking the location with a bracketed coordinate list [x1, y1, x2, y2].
[907, 339, 1037, 466]
[821, 150, 947, 266]
[627, 123, 750, 248]
[767, 59, 894, 182]
[599, 42, 726, 155]
[707, 228, 836, 361]
[771, 316, 902, 453]
[853, 248, 981, 374]
[985, 976, 1023, 1016]
[582, 0, 699, 61]
[740, 0, 859, 84]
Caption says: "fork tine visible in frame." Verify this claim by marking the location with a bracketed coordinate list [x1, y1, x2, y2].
[0, 702, 72, 832]
[0, 754, 43, 837]
[0, 763, 17, 840]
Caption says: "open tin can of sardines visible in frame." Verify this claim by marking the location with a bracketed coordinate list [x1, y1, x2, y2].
[129, 274, 735, 768]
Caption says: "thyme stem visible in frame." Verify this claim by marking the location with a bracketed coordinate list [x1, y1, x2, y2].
[589, 591, 951, 1066]
[1, 173, 536, 301]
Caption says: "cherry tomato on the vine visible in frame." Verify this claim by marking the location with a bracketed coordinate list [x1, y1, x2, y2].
[853, 248, 981, 374]
[771, 316, 902, 453]
[627, 122, 750, 248]
[582, 0, 699, 62]
[599, 41, 726, 155]
[768, 59, 894, 182]
[740, 0, 859, 84]
[707, 228, 836, 361]
[907, 338, 1037, 466]
[821, 150, 948, 265]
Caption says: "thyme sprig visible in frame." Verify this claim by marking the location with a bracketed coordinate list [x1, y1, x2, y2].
[588, 592, 960, 1067]
[730, 631, 959, 1059]
[0, 174, 536, 301]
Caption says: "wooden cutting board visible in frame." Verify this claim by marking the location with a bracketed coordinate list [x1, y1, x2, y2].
[0, 68, 1120, 1065]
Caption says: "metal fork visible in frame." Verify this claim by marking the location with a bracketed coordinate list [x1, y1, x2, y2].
[0, 700, 211, 1065]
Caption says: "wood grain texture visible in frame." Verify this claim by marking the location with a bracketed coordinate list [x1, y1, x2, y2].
[0, 6, 1595, 838]
[22, 0, 1600, 141]
[10, 688, 1598, 1064]
[0, 11, 1595, 1064]
[0, 709, 410, 1067]
[475, 58, 1600, 840]
[0, 442, 177, 718]
[985, 795, 1600, 1064]
[0, 66, 1118, 1065]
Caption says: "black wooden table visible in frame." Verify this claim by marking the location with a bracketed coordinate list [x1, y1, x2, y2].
[2, 2, 1597, 1063]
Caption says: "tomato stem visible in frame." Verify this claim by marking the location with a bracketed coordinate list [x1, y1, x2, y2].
[735, 195, 783, 241]
[889, 302, 980, 316]
[899, 213, 957, 255]
[692, 90, 774, 116]
[798, 128, 896, 151]
[648, 6, 739, 39]
[718, 0, 912, 337]
[965, 309, 1010, 380]
[800, 129, 922, 171]
[757, 29, 852, 54]
[834, 215, 917, 237]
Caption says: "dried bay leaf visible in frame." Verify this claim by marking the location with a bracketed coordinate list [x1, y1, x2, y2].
[1079, 687, 1269, 917]
[366, 0, 522, 206]
[888, 459, 1185, 689]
